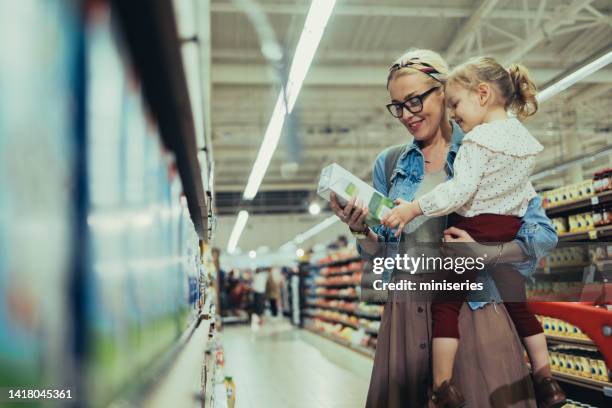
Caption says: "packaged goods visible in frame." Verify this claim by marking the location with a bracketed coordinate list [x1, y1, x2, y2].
[593, 168, 612, 193]
[593, 207, 611, 227]
[318, 163, 394, 226]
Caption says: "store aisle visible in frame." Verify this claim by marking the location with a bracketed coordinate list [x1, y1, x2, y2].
[222, 319, 373, 408]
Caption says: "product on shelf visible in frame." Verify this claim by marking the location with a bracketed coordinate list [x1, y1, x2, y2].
[549, 346, 609, 383]
[592, 206, 611, 227]
[593, 168, 612, 193]
[544, 247, 588, 268]
[317, 163, 394, 226]
[552, 217, 569, 235]
[542, 179, 594, 209]
[536, 315, 591, 341]
[317, 248, 360, 266]
[568, 212, 595, 233]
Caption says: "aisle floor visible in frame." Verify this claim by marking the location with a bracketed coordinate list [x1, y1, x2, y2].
[221, 318, 374, 408]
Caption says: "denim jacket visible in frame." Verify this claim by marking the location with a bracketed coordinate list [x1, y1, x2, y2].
[360, 121, 558, 310]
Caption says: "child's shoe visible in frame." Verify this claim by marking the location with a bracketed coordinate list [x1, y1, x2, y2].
[534, 377, 566, 408]
[430, 380, 466, 408]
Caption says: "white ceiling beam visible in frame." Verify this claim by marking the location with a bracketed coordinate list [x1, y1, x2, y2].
[501, 0, 595, 64]
[215, 182, 318, 192]
[209, 2, 600, 21]
[445, 0, 499, 61]
[211, 63, 612, 86]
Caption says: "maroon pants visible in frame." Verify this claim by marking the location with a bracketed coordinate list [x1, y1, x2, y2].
[431, 213, 543, 339]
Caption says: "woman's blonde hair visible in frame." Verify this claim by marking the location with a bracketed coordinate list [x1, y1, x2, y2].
[387, 48, 449, 88]
[447, 56, 538, 121]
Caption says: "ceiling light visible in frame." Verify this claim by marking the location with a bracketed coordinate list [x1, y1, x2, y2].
[537, 49, 612, 103]
[294, 215, 339, 244]
[242, 0, 337, 200]
[296, 248, 305, 257]
[227, 210, 249, 254]
[308, 202, 321, 215]
[249, 250, 257, 259]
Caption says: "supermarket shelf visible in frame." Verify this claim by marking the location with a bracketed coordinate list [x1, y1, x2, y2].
[142, 298, 213, 407]
[552, 370, 612, 395]
[321, 269, 361, 277]
[558, 225, 612, 242]
[354, 310, 382, 320]
[304, 326, 376, 359]
[546, 335, 598, 350]
[316, 256, 362, 268]
[306, 313, 380, 336]
[545, 190, 612, 218]
[307, 314, 359, 330]
[313, 293, 359, 300]
[305, 304, 382, 320]
[315, 282, 358, 288]
[112, 0, 209, 240]
[306, 303, 356, 313]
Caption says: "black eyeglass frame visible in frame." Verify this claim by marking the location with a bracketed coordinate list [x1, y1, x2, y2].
[386, 86, 441, 118]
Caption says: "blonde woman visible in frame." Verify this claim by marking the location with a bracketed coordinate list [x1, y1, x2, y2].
[330, 49, 558, 408]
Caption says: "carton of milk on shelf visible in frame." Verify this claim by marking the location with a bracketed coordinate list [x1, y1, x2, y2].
[317, 163, 394, 226]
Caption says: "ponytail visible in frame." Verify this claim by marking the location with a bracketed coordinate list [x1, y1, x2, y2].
[507, 63, 538, 121]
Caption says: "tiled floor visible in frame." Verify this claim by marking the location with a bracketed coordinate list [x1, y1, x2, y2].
[221, 318, 374, 408]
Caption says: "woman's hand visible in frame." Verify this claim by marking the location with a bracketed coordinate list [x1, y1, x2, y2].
[442, 227, 498, 264]
[330, 192, 368, 232]
[380, 198, 422, 237]
[442, 226, 476, 243]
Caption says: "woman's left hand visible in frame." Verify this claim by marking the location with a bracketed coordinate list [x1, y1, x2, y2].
[442, 227, 499, 264]
[442, 226, 476, 243]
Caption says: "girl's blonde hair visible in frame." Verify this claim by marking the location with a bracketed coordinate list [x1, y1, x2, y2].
[447, 56, 538, 121]
[387, 48, 449, 88]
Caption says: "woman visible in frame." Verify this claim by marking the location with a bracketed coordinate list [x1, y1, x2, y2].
[329, 49, 557, 408]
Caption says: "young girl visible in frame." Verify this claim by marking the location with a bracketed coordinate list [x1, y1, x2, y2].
[381, 57, 566, 408]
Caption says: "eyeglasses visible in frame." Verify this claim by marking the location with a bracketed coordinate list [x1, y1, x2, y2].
[386, 86, 440, 118]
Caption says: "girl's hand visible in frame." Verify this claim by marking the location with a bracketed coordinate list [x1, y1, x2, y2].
[380, 199, 422, 237]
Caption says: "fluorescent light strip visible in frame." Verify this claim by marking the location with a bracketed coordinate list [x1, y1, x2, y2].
[281, 51, 612, 248]
[295, 215, 339, 244]
[537, 50, 612, 103]
[243, 0, 337, 200]
[227, 210, 249, 254]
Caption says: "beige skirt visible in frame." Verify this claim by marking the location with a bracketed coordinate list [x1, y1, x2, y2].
[365, 293, 537, 408]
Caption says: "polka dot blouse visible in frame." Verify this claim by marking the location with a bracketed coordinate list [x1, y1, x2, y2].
[418, 118, 543, 217]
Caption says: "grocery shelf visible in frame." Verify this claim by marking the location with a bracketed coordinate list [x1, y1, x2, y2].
[354, 310, 382, 320]
[314, 293, 359, 300]
[112, 0, 209, 240]
[321, 269, 362, 277]
[546, 334, 598, 350]
[306, 312, 380, 335]
[316, 256, 362, 268]
[305, 304, 382, 321]
[142, 298, 213, 406]
[558, 225, 612, 242]
[307, 314, 359, 330]
[552, 370, 612, 395]
[304, 326, 376, 359]
[315, 282, 358, 288]
[545, 190, 612, 218]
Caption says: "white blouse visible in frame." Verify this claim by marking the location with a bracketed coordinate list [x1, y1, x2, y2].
[418, 118, 543, 218]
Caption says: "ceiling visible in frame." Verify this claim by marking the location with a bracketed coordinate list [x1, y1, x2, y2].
[206, 0, 612, 251]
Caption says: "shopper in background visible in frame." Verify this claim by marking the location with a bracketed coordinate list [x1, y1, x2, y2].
[265, 268, 282, 318]
[211, 248, 227, 316]
[251, 268, 269, 325]
[329, 48, 558, 408]
[380, 56, 564, 408]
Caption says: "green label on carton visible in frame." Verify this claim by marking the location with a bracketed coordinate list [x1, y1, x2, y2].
[345, 183, 357, 196]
